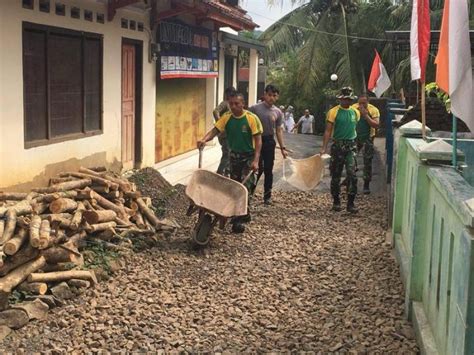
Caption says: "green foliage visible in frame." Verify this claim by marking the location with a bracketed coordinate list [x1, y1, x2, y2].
[425, 82, 451, 112]
[262, 0, 450, 117]
[83, 241, 119, 275]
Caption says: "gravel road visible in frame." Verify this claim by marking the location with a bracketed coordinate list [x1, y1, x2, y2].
[1, 187, 418, 353]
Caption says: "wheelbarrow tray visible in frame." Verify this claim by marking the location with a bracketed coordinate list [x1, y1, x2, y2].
[185, 169, 248, 218]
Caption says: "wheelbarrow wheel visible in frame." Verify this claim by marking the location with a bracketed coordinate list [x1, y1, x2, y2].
[193, 213, 213, 246]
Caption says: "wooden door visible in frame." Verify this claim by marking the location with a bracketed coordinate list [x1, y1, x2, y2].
[122, 44, 135, 170]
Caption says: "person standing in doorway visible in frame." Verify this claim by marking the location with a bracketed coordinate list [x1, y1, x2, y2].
[352, 94, 380, 194]
[293, 109, 315, 134]
[198, 92, 262, 233]
[320, 87, 360, 213]
[249, 84, 288, 205]
[213, 87, 236, 176]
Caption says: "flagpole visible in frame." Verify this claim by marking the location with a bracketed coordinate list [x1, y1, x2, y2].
[421, 80, 426, 139]
[452, 114, 458, 168]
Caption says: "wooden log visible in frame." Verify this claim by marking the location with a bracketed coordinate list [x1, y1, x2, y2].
[90, 166, 107, 172]
[43, 213, 73, 221]
[4, 228, 28, 256]
[49, 217, 71, 230]
[49, 177, 76, 185]
[90, 191, 126, 218]
[76, 188, 94, 201]
[136, 198, 175, 229]
[70, 202, 85, 230]
[0, 192, 28, 201]
[115, 216, 132, 227]
[28, 269, 97, 285]
[29, 215, 42, 248]
[42, 246, 82, 265]
[17, 282, 48, 295]
[42, 263, 76, 272]
[0, 256, 46, 293]
[0, 221, 4, 239]
[124, 191, 141, 199]
[90, 185, 110, 194]
[32, 202, 49, 214]
[82, 210, 117, 224]
[132, 211, 146, 229]
[67, 279, 90, 289]
[49, 198, 78, 214]
[95, 229, 115, 241]
[0, 245, 39, 277]
[0, 210, 17, 245]
[87, 221, 117, 233]
[38, 220, 51, 250]
[61, 172, 119, 190]
[35, 190, 78, 203]
[0, 248, 6, 269]
[32, 179, 92, 193]
[102, 174, 132, 192]
[82, 200, 95, 211]
[102, 191, 121, 200]
[78, 167, 103, 177]
[65, 231, 87, 248]
[51, 229, 68, 245]
[0, 200, 32, 217]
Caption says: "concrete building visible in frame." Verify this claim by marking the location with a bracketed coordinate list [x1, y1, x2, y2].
[0, 0, 262, 190]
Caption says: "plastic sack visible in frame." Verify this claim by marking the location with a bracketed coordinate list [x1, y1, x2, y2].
[282, 154, 330, 191]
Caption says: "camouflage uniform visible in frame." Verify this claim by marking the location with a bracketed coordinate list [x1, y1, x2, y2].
[229, 151, 256, 196]
[217, 135, 230, 176]
[357, 137, 374, 182]
[330, 140, 358, 198]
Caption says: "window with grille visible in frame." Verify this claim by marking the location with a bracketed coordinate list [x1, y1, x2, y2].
[22, 22, 103, 147]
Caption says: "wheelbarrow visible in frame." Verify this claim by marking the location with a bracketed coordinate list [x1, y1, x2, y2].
[185, 148, 253, 246]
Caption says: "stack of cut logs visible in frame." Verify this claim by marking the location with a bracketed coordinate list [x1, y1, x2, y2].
[0, 167, 177, 327]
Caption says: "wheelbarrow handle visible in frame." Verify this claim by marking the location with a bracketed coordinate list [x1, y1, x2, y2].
[198, 147, 204, 169]
[242, 171, 254, 185]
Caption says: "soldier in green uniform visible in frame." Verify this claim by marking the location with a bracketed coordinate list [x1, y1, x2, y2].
[198, 92, 262, 233]
[352, 94, 380, 194]
[213, 87, 236, 177]
[320, 87, 361, 213]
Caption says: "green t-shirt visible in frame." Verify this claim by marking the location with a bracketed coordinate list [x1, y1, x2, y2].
[326, 105, 360, 140]
[352, 103, 380, 140]
[215, 110, 262, 153]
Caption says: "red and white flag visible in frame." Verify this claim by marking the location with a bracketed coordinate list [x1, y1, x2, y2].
[435, 0, 473, 132]
[410, 0, 431, 81]
[368, 50, 391, 98]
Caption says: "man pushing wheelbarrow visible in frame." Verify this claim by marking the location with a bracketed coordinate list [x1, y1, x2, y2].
[197, 91, 262, 234]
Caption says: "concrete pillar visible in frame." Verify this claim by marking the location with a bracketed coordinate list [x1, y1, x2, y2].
[232, 57, 238, 89]
[248, 48, 258, 106]
[217, 45, 225, 102]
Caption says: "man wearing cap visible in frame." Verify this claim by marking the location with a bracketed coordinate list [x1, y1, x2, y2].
[352, 94, 380, 194]
[320, 87, 363, 213]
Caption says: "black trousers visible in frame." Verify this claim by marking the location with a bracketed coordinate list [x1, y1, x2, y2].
[257, 136, 276, 201]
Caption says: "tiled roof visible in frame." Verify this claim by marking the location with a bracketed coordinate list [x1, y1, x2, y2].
[202, 0, 258, 29]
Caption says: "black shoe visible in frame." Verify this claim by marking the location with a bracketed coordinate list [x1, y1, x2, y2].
[332, 196, 342, 212]
[240, 213, 251, 223]
[347, 195, 358, 213]
[363, 181, 370, 194]
[231, 223, 245, 233]
[264, 198, 273, 206]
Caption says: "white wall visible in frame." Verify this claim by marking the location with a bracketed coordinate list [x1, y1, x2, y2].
[0, 0, 156, 190]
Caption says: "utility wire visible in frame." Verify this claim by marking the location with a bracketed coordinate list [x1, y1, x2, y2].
[246, 10, 392, 42]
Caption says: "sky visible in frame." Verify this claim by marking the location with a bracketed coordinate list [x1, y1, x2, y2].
[240, 1, 308, 31]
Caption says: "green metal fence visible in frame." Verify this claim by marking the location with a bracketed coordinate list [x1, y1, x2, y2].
[392, 126, 474, 354]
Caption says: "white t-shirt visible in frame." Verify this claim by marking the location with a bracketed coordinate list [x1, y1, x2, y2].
[284, 112, 295, 132]
[299, 115, 314, 134]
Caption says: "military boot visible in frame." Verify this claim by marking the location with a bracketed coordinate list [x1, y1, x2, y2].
[363, 180, 370, 194]
[332, 195, 342, 212]
[347, 195, 358, 214]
